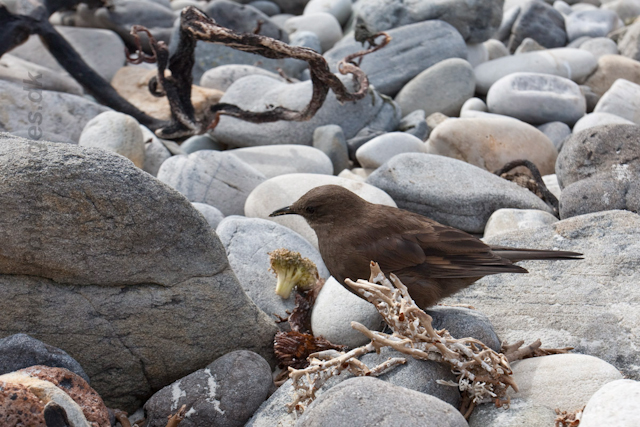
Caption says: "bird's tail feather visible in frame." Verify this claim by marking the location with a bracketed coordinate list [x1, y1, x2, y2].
[491, 246, 583, 262]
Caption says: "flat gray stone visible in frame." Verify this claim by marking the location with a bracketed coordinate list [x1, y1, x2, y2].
[514, 37, 546, 54]
[199, 64, 285, 92]
[593, 78, 640, 125]
[572, 112, 636, 133]
[556, 123, 640, 188]
[204, 0, 288, 41]
[565, 9, 622, 41]
[507, 354, 622, 412]
[360, 347, 460, 407]
[461, 97, 488, 113]
[0, 334, 89, 383]
[426, 116, 558, 176]
[601, 0, 640, 22]
[398, 109, 429, 140]
[249, 0, 281, 16]
[426, 306, 502, 352]
[554, 0, 573, 15]
[296, 377, 468, 427]
[619, 22, 640, 62]
[495, 4, 521, 42]
[180, 134, 225, 154]
[303, 0, 352, 25]
[366, 153, 554, 233]
[192, 202, 225, 229]
[559, 174, 640, 219]
[445, 210, 640, 382]
[216, 216, 329, 321]
[537, 121, 571, 149]
[312, 125, 349, 174]
[227, 145, 333, 178]
[0, 80, 110, 143]
[487, 72, 586, 125]
[352, 0, 502, 44]
[346, 127, 386, 159]
[506, 0, 567, 52]
[143, 139, 172, 176]
[395, 58, 475, 118]
[355, 132, 426, 169]
[157, 150, 266, 216]
[96, 0, 175, 29]
[0, 134, 277, 410]
[245, 380, 298, 427]
[466, 42, 489, 67]
[283, 12, 342, 52]
[581, 379, 640, 427]
[8, 26, 126, 82]
[269, 0, 308, 14]
[324, 20, 467, 96]
[144, 350, 273, 427]
[580, 37, 618, 59]
[79, 111, 146, 168]
[484, 208, 559, 239]
[211, 74, 397, 147]
[583, 54, 640, 97]
[485, 38, 510, 60]
[245, 173, 396, 248]
[0, 54, 82, 95]
[310, 277, 383, 348]
[289, 30, 322, 54]
[469, 399, 557, 427]
[474, 48, 597, 95]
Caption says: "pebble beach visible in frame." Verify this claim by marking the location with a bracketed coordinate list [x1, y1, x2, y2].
[1, 0, 640, 425]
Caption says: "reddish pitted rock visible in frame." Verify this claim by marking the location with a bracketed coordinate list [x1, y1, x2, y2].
[20, 366, 110, 427]
[0, 382, 46, 427]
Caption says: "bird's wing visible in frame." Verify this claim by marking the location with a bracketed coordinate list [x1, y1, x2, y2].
[357, 221, 527, 279]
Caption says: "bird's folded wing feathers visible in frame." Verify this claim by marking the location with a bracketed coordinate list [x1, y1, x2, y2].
[358, 224, 527, 279]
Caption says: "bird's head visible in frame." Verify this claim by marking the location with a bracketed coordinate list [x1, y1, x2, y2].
[269, 185, 367, 227]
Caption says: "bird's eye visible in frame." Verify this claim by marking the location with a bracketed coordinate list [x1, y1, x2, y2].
[305, 206, 316, 214]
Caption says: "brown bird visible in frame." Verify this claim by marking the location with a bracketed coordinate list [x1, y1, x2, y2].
[269, 185, 581, 308]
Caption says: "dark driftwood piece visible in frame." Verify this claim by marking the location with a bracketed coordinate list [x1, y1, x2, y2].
[127, 6, 390, 139]
[494, 159, 560, 216]
[0, 1, 166, 131]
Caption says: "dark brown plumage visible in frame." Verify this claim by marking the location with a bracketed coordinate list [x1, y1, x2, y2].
[270, 185, 582, 308]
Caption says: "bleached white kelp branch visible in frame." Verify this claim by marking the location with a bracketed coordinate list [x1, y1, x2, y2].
[346, 263, 517, 418]
[286, 342, 407, 414]
[286, 262, 518, 419]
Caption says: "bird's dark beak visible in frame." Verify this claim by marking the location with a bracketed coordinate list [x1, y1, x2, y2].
[269, 206, 295, 217]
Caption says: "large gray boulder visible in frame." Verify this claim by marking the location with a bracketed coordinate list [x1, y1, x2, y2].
[446, 210, 640, 381]
[0, 134, 277, 411]
[366, 153, 554, 233]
